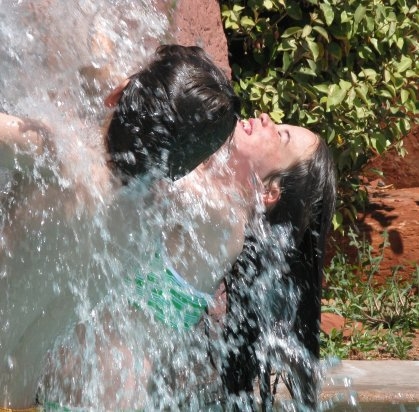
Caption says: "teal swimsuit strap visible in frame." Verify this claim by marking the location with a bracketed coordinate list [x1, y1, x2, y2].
[135, 254, 211, 329]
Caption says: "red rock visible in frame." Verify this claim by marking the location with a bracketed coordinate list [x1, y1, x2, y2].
[330, 125, 419, 285]
[170, 0, 231, 77]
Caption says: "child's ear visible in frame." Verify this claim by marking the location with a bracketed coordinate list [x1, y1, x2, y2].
[104, 78, 130, 108]
[263, 181, 281, 207]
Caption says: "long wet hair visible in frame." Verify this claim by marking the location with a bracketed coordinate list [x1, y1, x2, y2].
[105, 45, 240, 182]
[265, 138, 336, 356]
[221, 137, 336, 410]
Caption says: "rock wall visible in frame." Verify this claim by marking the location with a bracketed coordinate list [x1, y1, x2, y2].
[170, 0, 231, 77]
[356, 124, 419, 281]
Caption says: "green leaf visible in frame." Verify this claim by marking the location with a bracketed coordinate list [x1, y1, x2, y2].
[365, 15, 375, 31]
[358, 45, 375, 61]
[320, 3, 334, 26]
[340, 10, 350, 24]
[395, 55, 412, 73]
[277, 39, 297, 51]
[239, 79, 248, 90]
[282, 51, 292, 71]
[326, 84, 347, 111]
[354, 5, 366, 24]
[355, 84, 370, 107]
[307, 39, 320, 61]
[347, 88, 356, 108]
[313, 83, 330, 94]
[262, 92, 271, 105]
[370, 132, 388, 154]
[225, 20, 240, 30]
[302, 24, 312, 38]
[250, 87, 262, 100]
[332, 211, 343, 231]
[359, 68, 378, 83]
[396, 37, 404, 50]
[240, 16, 255, 29]
[263, 0, 274, 9]
[269, 110, 285, 123]
[369, 38, 383, 54]
[232, 4, 245, 12]
[313, 25, 330, 42]
[384, 83, 396, 97]
[400, 89, 409, 104]
[377, 89, 393, 98]
[339, 79, 352, 92]
[384, 69, 392, 84]
[281, 26, 303, 38]
[295, 66, 317, 77]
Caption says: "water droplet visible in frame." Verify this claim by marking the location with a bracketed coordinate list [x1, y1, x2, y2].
[7, 355, 15, 371]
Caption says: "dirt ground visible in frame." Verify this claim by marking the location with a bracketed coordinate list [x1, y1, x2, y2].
[322, 124, 419, 360]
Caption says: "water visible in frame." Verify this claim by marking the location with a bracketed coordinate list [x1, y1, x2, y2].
[0, 1, 408, 411]
[0, 1, 185, 409]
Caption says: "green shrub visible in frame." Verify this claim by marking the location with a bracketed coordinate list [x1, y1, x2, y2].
[220, 0, 419, 223]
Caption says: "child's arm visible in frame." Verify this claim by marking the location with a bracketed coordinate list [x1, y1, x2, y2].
[0, 112, 54, 170]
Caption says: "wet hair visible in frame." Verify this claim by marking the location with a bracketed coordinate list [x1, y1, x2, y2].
[220, 137, 336, 410]
[105, 44, 240, 182]
[265, 137, 336, 265]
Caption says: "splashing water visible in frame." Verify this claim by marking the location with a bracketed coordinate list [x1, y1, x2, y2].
[0, 2, 331, 411]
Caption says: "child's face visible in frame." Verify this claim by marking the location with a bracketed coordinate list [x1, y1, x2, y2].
[231, 114, 319, 180]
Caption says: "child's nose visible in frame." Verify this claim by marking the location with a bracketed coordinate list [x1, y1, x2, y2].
[259, 113, 271, 127]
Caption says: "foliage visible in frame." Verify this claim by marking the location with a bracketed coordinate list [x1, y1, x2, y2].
[220, 0, 419, 223]
[321, 229, 419, 359]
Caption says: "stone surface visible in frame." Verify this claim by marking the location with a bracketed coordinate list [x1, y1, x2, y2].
[321, 360, 419, 403]
[170, 0, 231, 77]
[364, 124, 419, 189]
[329, 124, 419, 284]
[356, 124, 419, 280]
[273, 360, 419, 404]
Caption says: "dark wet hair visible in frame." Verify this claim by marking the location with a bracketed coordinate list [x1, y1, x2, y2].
[264, 136, 336, 359]
[220, 137, 336, 410]
[266, 136, 336, 258]
[105, 44, 240, 182]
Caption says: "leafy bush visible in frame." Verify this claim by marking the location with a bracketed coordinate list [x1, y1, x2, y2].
[220, 0, 419, 223]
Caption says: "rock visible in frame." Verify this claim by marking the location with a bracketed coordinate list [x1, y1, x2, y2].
[170, 0, 231, 77]
[356, 186, 419, 281]
[364, 124, 419, 189]
[321, 312, 363, 337]
[332, 124, 419, 284]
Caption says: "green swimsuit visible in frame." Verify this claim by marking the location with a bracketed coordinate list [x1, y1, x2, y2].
[134, 253, 211, 329]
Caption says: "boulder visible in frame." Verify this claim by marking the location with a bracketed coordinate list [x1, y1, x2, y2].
[170, 0, 231, 77]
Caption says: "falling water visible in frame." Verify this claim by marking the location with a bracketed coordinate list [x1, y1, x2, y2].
[0, 1, 345, 411]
